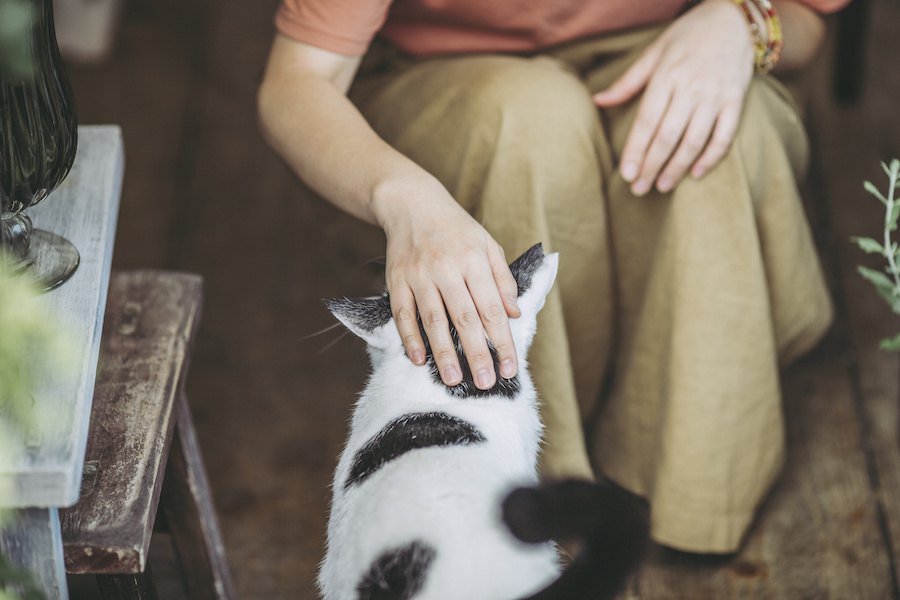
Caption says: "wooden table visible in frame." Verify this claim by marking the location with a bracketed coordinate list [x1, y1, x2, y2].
[0, 126, 125, 599]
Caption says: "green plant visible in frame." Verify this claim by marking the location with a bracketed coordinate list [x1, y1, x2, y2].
[852, 158, 900, 350]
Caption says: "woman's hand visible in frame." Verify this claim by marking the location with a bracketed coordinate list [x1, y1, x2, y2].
[593, 0, 755, 195]
[373, 175, 521, 390]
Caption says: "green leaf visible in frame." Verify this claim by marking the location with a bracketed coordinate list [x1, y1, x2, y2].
[890, 203, 900, 232]
[880, 333, 900, 352]
[858, 265, 895, 290]
[858, 265, 898, 306]
[889, 158, 900, 178]
[864, 180, 888, 204]
[851, 236, 884, 254]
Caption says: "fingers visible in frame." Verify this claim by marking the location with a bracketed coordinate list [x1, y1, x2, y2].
[629, 89, 694, 195]
[390, 284, 425, 366]
[592, 41, 663, 108]
[489, 243, 521, 319]
[617, 77, 674, 190]
[690, 99, 742, 178]
[656, 103, 718, 192]
[413, 282, 464, 387]
[466, 263, 518, 380]
[438, 277, 498, 390]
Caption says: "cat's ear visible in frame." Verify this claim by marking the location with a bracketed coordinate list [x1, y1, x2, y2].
[509, 243, 558, 318]
[325, 295, 395, 349]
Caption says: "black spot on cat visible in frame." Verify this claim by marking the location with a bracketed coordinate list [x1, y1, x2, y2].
[357, 541, 436, 600]
[345, 412, 486, 489]
[508, 243, 545, 297]
[325, 295, 392, 332]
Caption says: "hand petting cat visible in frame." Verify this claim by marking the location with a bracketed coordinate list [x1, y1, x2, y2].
[373, 173, 521, 391]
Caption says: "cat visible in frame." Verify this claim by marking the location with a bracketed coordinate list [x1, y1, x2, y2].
[320, 243, 647, 600]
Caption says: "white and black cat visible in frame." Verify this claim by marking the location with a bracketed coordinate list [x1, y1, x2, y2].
[321, 244, 647, 600]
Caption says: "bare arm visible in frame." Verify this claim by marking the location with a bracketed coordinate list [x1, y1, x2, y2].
[258, 35, 521, 390]
[774, 0, 827, 73]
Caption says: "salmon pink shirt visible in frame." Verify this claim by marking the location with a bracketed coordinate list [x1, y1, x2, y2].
[276, 0, 850, 58]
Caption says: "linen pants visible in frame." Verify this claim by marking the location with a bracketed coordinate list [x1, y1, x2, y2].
[349, 24, 833, 553]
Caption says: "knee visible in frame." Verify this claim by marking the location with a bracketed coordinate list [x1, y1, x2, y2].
[730, 78, 810, 184]
[460, 57, 601, 155]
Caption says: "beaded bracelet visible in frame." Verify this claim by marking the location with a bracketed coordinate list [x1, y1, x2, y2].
[731, 0, 783, 74]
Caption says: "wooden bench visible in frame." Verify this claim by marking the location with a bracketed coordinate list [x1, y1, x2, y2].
[60, 271, 235, 599]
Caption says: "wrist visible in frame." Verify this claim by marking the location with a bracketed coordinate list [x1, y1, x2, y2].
[731, 0, 784, 73]
[370, 171, 447, 234]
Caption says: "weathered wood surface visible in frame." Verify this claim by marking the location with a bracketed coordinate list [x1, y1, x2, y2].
[61, 271, 203, 575]
[161, 392, 236, 600]
[0, 126, 124, 509]
[0, 509, 68, 600]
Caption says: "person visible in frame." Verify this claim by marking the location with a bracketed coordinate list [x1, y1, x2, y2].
[257, 0, 848, 553]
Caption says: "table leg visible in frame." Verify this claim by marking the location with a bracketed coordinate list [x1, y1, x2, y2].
[0, 508, 69, 599]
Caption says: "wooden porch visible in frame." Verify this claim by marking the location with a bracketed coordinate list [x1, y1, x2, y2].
[64, 0, 900, 597]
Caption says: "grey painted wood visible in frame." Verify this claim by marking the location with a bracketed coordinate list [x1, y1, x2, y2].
[61, 271, 203, 575]
[0, 125, 124, 508]
[0, 508, 69, 600]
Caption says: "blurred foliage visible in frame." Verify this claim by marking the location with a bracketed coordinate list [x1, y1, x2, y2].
[0, 261, 73, 600]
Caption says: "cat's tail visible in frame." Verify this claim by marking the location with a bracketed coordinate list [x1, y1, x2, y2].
[502, 478, 650, 600]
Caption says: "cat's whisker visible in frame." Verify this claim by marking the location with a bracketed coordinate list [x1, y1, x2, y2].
[301, 321, 345, 340]
[317, 330, 350, 355]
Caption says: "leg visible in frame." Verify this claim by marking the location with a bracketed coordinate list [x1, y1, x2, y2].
[160, 393, 235, 600]
[96, 566, 158, 600]
[591, 73, 833, 552]
[352, 52, 617, 480]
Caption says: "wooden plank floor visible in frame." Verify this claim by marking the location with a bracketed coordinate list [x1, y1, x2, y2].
[64, 1, 900, 598]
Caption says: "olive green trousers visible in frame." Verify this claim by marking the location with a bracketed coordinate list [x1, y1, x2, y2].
[349, 24, 833, 553]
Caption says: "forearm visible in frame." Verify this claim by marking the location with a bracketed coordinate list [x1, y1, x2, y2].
[773, 0, 827, 72]
[257, 40, 440, 228]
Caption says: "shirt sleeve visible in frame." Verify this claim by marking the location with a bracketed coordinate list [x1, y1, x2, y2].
[275, 0, 393, 56]
[793, 0, 851, 14]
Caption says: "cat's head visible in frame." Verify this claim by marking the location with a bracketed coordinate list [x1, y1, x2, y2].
[325, 243, 558, 396]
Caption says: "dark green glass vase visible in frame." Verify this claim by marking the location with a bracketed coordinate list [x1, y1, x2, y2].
[0, 0, 79, 291]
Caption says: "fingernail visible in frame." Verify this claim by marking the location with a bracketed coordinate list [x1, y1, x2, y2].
[500, 359, 516, 379]
[443, 365, 461, 385]
[410, 348, 424, 364]
[621, 162, 638, 182]
[657, 177, 673, 193]
[476, 368, 495, 389]
[508, 295, 521, 314]
[632, 179, 650, 196]
[692, 167, 705, 179]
